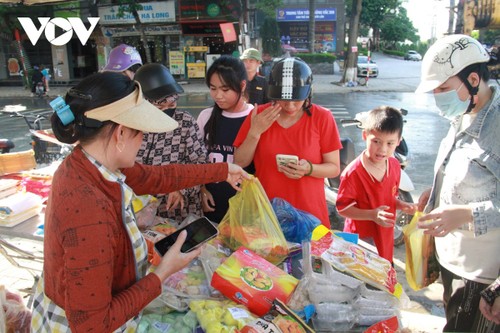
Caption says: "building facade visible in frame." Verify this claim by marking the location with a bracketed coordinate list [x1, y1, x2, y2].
[0, 0, 345, 83]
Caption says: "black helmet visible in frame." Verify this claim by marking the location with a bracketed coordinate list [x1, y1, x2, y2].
[268, 58, 313, 101]
[134, 63, 184, 100]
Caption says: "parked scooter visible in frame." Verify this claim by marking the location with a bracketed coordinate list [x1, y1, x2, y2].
[0, 108, 71, 165]
[325, 108, 414, 247]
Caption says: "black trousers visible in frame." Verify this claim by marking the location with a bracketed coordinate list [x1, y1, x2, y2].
[441, 265, 499, 333]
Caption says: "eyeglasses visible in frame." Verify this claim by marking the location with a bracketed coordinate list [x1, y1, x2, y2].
[148, 94, 179, 105]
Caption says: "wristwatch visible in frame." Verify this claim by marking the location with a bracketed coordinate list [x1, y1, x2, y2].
[481, 277, 500, 306]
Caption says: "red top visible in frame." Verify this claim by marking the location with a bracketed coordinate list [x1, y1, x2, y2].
[234, 103, 342, 227]
[43, 146, 227, 332]
[336, 154, 401, 262]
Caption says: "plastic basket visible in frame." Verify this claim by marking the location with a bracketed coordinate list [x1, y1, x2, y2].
[0, 150, 37, 176]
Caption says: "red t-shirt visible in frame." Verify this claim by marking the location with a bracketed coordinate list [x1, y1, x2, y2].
[336, 154, 401, 262]
[234, 103, 342, 227]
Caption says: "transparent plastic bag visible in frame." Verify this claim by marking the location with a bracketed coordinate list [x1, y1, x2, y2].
[218, 177, 288, 264]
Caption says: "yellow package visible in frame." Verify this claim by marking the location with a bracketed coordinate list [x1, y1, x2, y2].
[403, 212, 440, 290]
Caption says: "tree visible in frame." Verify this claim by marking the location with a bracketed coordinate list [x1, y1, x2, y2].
[342, 0, 362, 83]
[379, 7, 418, 48]
[308, 0, 316, 52]
[115, 0, 151, 63]
[346, 0, 399, 51]
[260, 17, 281, 56]
[256, 0, 283, 56]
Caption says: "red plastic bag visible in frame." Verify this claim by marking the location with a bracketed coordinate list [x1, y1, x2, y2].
[363, 316, 399, 333]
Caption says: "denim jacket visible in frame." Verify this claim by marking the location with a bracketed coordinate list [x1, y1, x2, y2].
[426, 85, 500, 283]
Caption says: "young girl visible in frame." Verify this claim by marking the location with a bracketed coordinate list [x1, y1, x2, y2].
[197, 56, 254, 223]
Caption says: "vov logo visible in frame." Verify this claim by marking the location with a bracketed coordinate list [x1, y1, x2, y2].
[18, 17, 100, 46]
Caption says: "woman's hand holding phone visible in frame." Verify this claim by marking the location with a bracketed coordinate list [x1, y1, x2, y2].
[152, 230, 201, 281]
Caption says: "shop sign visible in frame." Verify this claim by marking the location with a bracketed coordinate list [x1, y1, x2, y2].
[98, 1, 175, 25]
[179, 0, 240, 22]
[181, 22, 225, 35]
[102, 25, 181, 37]
[169, 51, 185, 75]
[276, 8, 336, 22]
[183, 46, 209, 52]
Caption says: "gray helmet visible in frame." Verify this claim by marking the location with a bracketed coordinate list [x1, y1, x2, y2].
[268, 57, 313, 101]
[134, 63, 184, 100]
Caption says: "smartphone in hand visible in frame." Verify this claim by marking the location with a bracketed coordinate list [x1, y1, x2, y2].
[276, 154, 299, 168]
[154, 217, 219, 255]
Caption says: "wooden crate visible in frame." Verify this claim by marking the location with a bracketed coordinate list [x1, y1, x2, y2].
[0, 150, 36, 176]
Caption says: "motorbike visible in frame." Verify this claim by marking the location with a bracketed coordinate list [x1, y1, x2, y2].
[325, 108, 414, 247]
[0, 108, 71, 165]
[34, 81, 45, 98]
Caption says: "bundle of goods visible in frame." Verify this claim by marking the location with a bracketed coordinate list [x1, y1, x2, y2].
[0, 179, 19, 199]
[287, 243, 403, 331]
[189, 299, 256, 333]
[310, 227, 401, 296]
[138, 310, 198, 333]
[218, 177, 289, 265]
[0, 150, 36, 176]
[211, 247, 299, 316]
[241, 299, 314, 333]
[0, 191, 43, 227]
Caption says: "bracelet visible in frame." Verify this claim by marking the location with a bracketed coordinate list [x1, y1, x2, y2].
[305, 160, 313, 176]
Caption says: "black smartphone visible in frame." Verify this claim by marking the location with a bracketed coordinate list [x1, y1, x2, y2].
[154, 217, 219, 255]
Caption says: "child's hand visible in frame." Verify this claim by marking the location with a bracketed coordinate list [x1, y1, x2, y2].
[372, 206, 395, 227]
[398, 200, 417, 215]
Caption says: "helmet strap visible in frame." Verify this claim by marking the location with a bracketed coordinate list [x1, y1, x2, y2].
[304, 94, 312, 115]
[459, 73, 480, 114]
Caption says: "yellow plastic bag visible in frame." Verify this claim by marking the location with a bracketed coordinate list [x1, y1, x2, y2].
[218, 176, 289, 264]
[402, 212, 440, 290]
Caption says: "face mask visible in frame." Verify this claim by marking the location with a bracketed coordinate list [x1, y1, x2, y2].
[433, 83, 470, 119]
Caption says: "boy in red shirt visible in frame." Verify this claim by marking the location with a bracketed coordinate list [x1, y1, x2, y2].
[336, 106, 416, 263]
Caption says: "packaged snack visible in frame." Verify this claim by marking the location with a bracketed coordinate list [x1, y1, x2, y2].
[211, 247, 299, 316]
[189, 299, 256, 333]
[199, 240, 231, 298]
[142, 221, 177, 266]
[311, 228, 401, 296]
[240, 299, 314, 333]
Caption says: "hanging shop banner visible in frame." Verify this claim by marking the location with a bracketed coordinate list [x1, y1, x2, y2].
[181, 22, 223, 35]
[276, 8, 336, 22]
[101, 25, 181, 37]
[179, 0, 240, 22]
[220, 23, 237, 43]
[98, 1, 175, 25]
[169, 51, 185, 75]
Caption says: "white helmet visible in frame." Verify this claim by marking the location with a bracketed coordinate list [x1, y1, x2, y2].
[415, 34, 489, 93]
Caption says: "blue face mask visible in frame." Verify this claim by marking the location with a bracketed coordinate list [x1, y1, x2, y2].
[433, 83, 470, 119]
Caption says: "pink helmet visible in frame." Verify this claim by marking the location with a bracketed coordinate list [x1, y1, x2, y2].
[103, 44, 142, 72]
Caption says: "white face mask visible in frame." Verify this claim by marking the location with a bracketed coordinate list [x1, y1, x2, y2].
[433, 83, 470, 119]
